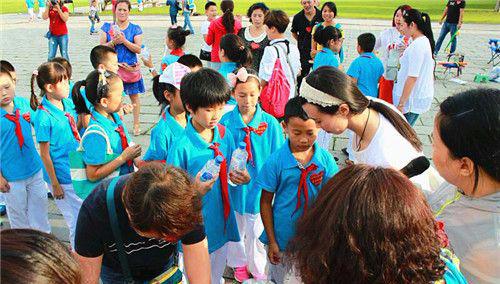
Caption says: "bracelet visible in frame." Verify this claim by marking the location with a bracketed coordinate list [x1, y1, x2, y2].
[149, 67, 156, 73]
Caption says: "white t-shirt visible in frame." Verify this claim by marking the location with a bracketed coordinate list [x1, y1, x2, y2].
[375, 27, 404, 78]
[429, 183, 500, 284]
[393, 36, 434, 114]
[200, 20, 212, 52]
[352, 109, 432, 194]
[259, 39, 301, 100]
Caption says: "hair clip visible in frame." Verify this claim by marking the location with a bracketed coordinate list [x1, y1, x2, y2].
[228, 67, 261, 88]
[32, 70, 38, 76]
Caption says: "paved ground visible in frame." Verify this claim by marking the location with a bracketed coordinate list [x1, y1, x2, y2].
[1, 11, 498, 251]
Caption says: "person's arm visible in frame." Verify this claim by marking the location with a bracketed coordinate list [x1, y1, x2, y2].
[0, 172, 10, 193]
[458, 8, 464, 29]
[439, 7, 448, 24]
[260, 190, 281, 264]
[181, 238, 211, 283]
[397, 76, 417, 113]
[74, 254, 103, 284]
[122, 33, 142, 54]
[42, 1, 50, 20]
[292, 32, 298, 41]
[55, 5, 69, 22]
[99, 31, 115, 48]
[39, 142, 65, 199]
[205, 22, 215, 45]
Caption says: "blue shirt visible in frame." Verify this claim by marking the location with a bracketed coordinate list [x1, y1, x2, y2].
[34, 96, 79, 185]
[82, 110, 134, 176]
[220, 105, 284, 214]
[1, 97, 42, 181]
[218, 62, 238, 83]
[101, 22, 143, 65]
[257, 141, 338, 251]
[346, 52, 384, 98]
[166, 121, 240, 253]
[312, 47, 340, 70]
[143, 107, 186, 161]
[166, 0, 180, 15]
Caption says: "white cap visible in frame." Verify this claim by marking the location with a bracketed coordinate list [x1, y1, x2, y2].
[159, 62, 191, 89]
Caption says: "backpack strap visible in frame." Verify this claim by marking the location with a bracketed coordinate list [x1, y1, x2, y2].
[271, 41, 298, 92]
[106, 177, 134, 282]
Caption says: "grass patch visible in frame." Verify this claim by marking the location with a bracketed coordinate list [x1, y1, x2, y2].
[1, 0, 498, 24]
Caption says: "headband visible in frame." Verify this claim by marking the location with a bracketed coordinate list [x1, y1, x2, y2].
[298, 80, 344, 107]
[228, 67, 261, 88]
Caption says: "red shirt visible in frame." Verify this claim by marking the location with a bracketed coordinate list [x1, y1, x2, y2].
[49, 6, 69, 36]
[206, 17, 242, 62]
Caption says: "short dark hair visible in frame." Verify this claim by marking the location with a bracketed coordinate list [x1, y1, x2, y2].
[116, 0, 131, 10]
[177, 54, 203, 69]
[152, 75, 176, 107]
[264, 10, 289, 34]
[180, 68, 230, 112]
[284, 96, 310, 123]
[205, 1, 216, 10]
[321, 1, 337, 17]
[123, 163, 203, 238]
[313, 25, 341, 47]
[167, 26, 191, 49]
[1, 229, 82, 283]
[0, 60, 15, 73]
[357, 33, 376, 52]
[90, 45, 117, 69]
[49, 57, 72, 79]
[247, 2, 269, 21]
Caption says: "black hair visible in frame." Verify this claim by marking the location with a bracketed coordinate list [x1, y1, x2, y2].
[0, 65, 13, 79]
[403, 9, 435, 54]
[72, 70, 120, 114]
[284, 96, 310, 123]
[437, 88, 500, 192]
[313, 25, 341, 47]
[392, 4, 412, 27]
[220, 34, 252, 68]
[0, 60, 15, 73]
[90, 45, 117, 69]
[180, 68, 230, 112]
[30, 62, 68, 110]
[220, 0, 235, 33]
[303, 66, 422, 151]
[205, 1, 216, 10]
[116, 0, 131, 10]
[264, 10, 290, 34]
[231, 67, 260, 89]
[177, 54, 203, 69]
[247, 2, 269, 22]
[357, 33, 376, 52]
[321, 1, 337, 17]
[167, 26, 191, 49]
[49, 57, 72, 79]
[151, 75, 176, 108]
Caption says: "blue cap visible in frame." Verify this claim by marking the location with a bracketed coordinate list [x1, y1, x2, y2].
[238, 142, 246, 149]
[215, 155, 224, 164]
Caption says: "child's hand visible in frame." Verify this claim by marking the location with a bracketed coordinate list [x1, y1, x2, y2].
[121, 103, 134, 115]
[140, 54, 154, 69]
[121, 145, 142, 161]
[268, 242, 282, 265]
[193, 171, 218, 196]
[52, 183, 65, 199]
[229, 169, 250, 185]
[0, 176, 10, 193]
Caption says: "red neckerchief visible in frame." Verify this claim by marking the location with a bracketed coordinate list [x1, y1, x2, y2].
[208, 142, 230, 227]
[5, 109, 24, 149]
[38, 105, 81, 142]
[115, 125, 133, 168]
[293, 163, 318, 215]
[242, 122, 267, 165]
[170, 48, 185, 57]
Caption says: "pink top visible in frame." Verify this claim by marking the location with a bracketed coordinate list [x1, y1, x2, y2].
[206, 17, 242, 62]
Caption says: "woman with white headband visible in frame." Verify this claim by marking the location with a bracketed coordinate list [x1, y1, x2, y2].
[299, 66, 433, 194]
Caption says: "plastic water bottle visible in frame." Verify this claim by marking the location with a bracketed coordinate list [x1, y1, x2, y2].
[200, 156, 224, 182]
[111, 24, 121, 38]
[140, 45, 150, 60]
[228, 142, 248, 186]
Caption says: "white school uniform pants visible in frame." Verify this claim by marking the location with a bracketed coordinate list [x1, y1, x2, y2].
[227, 212, 268, 278]
[53, 183, 83, 248]
[3, 170, 51, 233]
[179, 243, 228, 284]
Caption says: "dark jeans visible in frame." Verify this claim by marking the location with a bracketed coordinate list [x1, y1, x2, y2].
[434, 22, 458, 55]
[48, 34, 69, 61]
[170, 13, 177, 25]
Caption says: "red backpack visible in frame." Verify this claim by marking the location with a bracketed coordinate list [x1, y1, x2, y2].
[260, 45, 291, 118]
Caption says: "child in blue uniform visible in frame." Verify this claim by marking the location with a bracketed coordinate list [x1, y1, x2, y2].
[72, 69, 142, 181]
[0, 65, 50, 233]
[258, 97, 339, 283]
[31, 61, 83, 248]
[144, 62, 191, 162]
[218, 34, 252, 114]
[312, 25, 343, 71]
[347, 33, 384, 98]
[220, 67, 284, 282]
[166, 68, 240, 284]
[160, 26, 190, 73]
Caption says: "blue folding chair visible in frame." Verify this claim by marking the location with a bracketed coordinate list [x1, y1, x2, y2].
[488, 39, 499, 66]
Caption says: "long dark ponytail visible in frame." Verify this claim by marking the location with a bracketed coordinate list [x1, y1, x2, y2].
[304, 66, 422, 151]
[220, 34, 252, 68]
[220, 0, 235, 33]
[403, 9, 435, 54]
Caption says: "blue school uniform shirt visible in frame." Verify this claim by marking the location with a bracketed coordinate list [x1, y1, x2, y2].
[257, 141, 338, 251]
[312, 47, 340, 71]
[34, 96, 79, 185]
[346, 52, 384, 98]
[82, 109, 134, 176]
[143, 107, 186, 161]
[218, 62, 238, 113]
[160, 48, 185, 74]
[220, 105, 284, 215]
[1, 97, 42, 182]
[166, 121, 240, 253]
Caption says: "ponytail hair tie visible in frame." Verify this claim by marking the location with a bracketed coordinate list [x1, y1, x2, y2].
[239, 45, 245, 50]
[32, 70, 38, 76]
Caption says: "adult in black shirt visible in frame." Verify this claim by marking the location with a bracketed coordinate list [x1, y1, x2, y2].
[434, 0, 465, 56]
[74, 164, 210, 283]
[291, 0, 323, 87]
